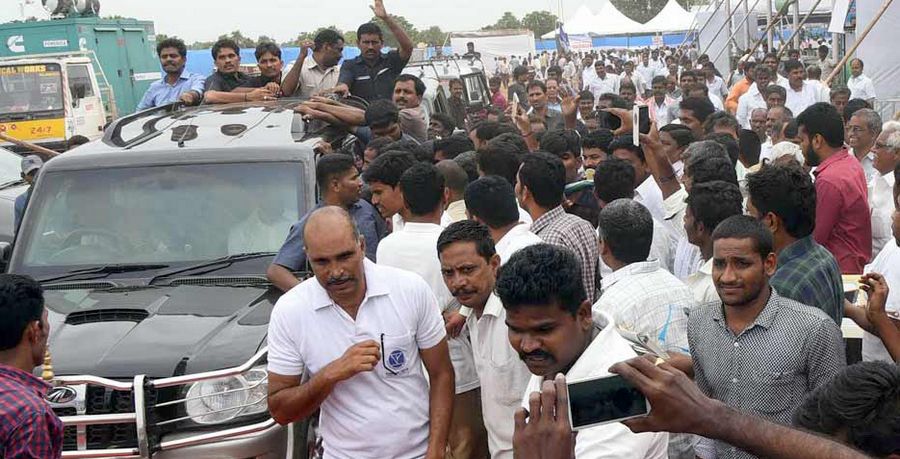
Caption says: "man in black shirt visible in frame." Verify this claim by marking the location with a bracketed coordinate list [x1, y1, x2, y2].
[507, 65, 529, 110]
[239, 42, 284, 94]
[334, 0, 412, 102]
[204, 38, 274, 104]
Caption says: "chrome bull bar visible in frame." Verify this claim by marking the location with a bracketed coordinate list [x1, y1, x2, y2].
[55, 348, 273, 458]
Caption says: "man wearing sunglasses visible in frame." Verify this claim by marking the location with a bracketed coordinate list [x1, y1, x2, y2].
[281, 29, 344, 100]
[266, 207, 454, 459]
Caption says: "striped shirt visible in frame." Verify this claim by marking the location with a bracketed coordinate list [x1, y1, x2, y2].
[0, 364, 63, 459]
[770, 236, 844, 324]
[531, 206, 599, 301]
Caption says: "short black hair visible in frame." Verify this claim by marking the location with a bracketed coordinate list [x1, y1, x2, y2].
[0, 274, 44, 350]
[512, 65, 528, 78]
[679, 97, 716, 123]
[711, 214, 775, 260]
[582, 129, 615, 152]
[363, 136, 393, 157]
[395, 74, 426, 97]
[765, 84, 786, 100]
[436, 220, 496, 262]
[540, 130, 582, 159]
[357, 22, 383, 40]
[477, 139, 523, 187]
[314, 28, 344, 51]
[474, 121, 519, 143]
[796, 102, 844, 149]
[212, 38, 239, 60]
[704, 111, 740, 136]
[315, 153, 356, 192]
[608, 136, 645, 163]
[705, 132, 740, 167]
[598, 199, 654, 264]
[436, 160, 469, 196]
[651, 75, 668, 86]
[687, 181, 745, 236]
[843, 98, 872, 122]
[738, 128, 762, 166]
[430, 113, 456, 134]
[385, 138, 431, 163]
[434, 134, 474, 160]
[255, 42, 281, 61]
[547, 65, 563, 76]
[783, 59, 804, 74]
[794, 362, 900, 457]
[453, 151, 479, 183]
[526, 80, 546, 93]
[579, 90, 595, 102]
[593, 158, 635, 204]
[465, 175, 520, 228]
[659, 124, 694, 147]
[684, 141, 739, 185]
[399, 162, 444, 216]
[365, 99, 400, 129]
[496, 244, 586, 316]
[830, 86, 851, 100]
[363, 150, 416, 187]
[519, 152, 566, 208]
[157, 37, 187, 58]
[747, 163, 816, 238]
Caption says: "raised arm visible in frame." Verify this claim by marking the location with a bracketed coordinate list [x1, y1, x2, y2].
[282, 40, 313, 97]
[372, 0, 412, 61]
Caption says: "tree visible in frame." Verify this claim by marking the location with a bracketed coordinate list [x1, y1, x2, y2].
[343, 31, 358, 46]
[417, 26, 446, 46]
[369, 14, 418, 48]
[521, 11, 558, 38]
[483, 11, 521, 31]
[257, 35, 276, 46]
[217, 30, 256, 49]
[611, 0, 669, 24]
[283, 26, 344, 47]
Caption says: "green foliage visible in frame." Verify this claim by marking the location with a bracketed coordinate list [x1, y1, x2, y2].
[369, 14, 418, 48]
[521, 11, 558, 38]
[483, 12, 522, 31]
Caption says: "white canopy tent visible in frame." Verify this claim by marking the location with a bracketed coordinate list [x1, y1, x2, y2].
[640, 0, 696, 33]
[449, 30, 536, 73]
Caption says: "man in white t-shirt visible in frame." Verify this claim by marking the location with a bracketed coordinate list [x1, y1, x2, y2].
[266, 206, 454, 459]
[496, 244, 669, 459]
[783, 60, 818, 116]
[589, 62, 620, 105]
[438, 221, 534, 459]
[377, 163, 487, 458]
[847, 58, 877, 105]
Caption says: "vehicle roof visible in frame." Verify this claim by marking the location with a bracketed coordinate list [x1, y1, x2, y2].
[45, 100, 316, 172]
[0, 55, 92, 65]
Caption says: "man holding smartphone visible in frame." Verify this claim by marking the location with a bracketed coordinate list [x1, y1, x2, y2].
[496, 244, 668, 458]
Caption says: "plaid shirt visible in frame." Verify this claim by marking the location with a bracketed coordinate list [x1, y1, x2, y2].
[770, 236, 845, 325]
[531, 206, 599, 301]
[0, 364, 63, 459]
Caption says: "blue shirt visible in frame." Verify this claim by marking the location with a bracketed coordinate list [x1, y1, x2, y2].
[272, 200, 386, 270]
[13, 187, 31, 231]
[137, 71, 206, 110]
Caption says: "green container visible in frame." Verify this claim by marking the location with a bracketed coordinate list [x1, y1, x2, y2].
[0, 17, 160, 115]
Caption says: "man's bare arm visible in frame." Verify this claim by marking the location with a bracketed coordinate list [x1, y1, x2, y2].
[372, 0, 413, 61]
[282, 40, 313, 97]
[266, 264, 300, 293]
[204, 87, 272, 104]
[419, 339, 454, 459]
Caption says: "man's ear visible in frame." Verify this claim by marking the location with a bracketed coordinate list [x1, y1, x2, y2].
[577, 300, 593, 330]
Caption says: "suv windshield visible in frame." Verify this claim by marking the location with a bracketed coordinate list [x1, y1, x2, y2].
[16, 162, 305, 275]
[0, 63, 64, 117]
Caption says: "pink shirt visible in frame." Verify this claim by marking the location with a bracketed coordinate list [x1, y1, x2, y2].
[812, 149, 872, 273]
[491, 91, 507, 111]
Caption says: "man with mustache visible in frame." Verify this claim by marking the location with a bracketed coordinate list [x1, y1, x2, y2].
[203, 38, 275, 104]
[267, 206, 454, 459]
[393, 74, 428, 143]
[437, 221, 532, 459]
[495, 243, 669, 458]
[333, 0, 413, 102]
[137, 37, 204, 110]
[688, 215, 845, 459]
[376, 164, 487, 459]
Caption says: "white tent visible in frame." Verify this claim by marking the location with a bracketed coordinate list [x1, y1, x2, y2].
[640, 0, 697, 33]
[450, 30, 535, 73]
[541, 1, 644, 38]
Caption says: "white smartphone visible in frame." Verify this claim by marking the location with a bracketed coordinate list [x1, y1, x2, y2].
[567, 373, 650, 431]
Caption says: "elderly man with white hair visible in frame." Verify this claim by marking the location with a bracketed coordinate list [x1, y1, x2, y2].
[870, 120, 900, 257]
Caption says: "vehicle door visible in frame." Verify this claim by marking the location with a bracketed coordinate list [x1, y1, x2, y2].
[65, 62, 106, 141]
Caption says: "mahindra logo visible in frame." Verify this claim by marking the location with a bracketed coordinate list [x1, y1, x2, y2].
[46, 386, 77, 404]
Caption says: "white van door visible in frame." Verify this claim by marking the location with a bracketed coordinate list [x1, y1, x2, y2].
[66, 63, 106, 141]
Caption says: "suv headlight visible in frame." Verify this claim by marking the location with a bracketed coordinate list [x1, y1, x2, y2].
[184, 365, 268, 425]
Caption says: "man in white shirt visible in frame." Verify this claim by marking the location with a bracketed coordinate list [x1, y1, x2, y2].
[683, 181, 745, 304]
[621, 60, 647, 96]
[736, 66, 774, 128]
[465, 175, 541, 264]
[869, 122, 900, 257]
[438, 221, 534, 459]
[636, 52, 658, 93]
[581, 55, 597, 90]
[847, 58, 877, 105]
[848, 108, 882, 184]
[701, 61, 728, 101]
[281, 29, 343, 99]
[266, 206, 454, 459]
[783, 60, 819, 116]
[495, 244, 669, 458]
[588, 62, 620, 105]
[376, 163, 487, 458]
[609, 137, 666, 222]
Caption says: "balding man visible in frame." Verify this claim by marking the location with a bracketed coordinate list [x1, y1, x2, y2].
[266, 206, 454, 459]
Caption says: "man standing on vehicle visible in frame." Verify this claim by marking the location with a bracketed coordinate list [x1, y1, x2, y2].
[13, 155, 42, 232]
[137, 37, 205, 110]
[267, 207, 454, 459]
[267, 155, 385, 292]
[0, 274, 62, 459]
[281, 29, 344, 100]
[237, 42, 284, 94]
[334, 0, 413, 102]
[203, 39, 274, 104]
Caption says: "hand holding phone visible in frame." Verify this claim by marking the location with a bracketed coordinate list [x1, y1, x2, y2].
[567, 373, 650, 430]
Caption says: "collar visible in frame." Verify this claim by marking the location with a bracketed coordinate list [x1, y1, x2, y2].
[776, 236, 816, 267]
[399, 221, 443, 233]
[164, 70, 193, 84]
[0, 363, 51, 396]
[446, 200, 466, 214]
[601, 259, 661, 291]
[565, 311, 621, 378]
[711, 288, 782, 331]
[698, 257, 713, 275]
[813, 148, 851, 176]
[883, 171, 897, 187]
[311, 259, 390, 310]
[635, 175, 656, 197]
[498, 222, 531, 244]
[482, 294, 504, 318]
[531, 206, 565, 233]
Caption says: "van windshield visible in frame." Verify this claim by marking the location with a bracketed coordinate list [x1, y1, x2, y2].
[0, 63, 64, 115]
[16, 162, 305, 275]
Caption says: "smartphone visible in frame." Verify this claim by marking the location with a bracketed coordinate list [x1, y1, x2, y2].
[567, 373, 649, 431]
[632, 104, 650, 146]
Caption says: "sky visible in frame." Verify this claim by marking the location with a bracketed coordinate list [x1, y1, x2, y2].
[3, 0, 609, 43]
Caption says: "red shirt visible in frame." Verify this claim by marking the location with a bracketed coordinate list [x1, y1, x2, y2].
[0, 364, 63, 458]
[813, 149, 872, 273]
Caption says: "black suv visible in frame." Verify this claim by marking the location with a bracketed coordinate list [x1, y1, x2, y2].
[3, 101, 318, 458]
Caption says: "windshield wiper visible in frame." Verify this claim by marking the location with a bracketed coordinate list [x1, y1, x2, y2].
[0, 179, 26, 190]
[37, 264, 170, 284]
[148, 252, 276, 285]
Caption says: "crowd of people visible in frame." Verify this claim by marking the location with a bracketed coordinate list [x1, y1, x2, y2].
[2, 0, 900, 458]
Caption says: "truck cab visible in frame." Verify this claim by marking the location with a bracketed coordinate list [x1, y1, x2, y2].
[5, 100, 321, 458]
[0, 54, 107, 151]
